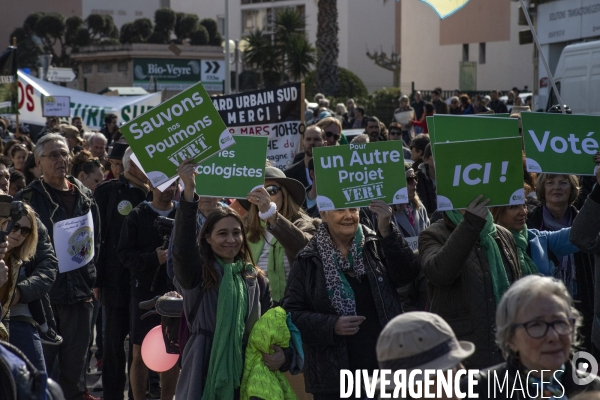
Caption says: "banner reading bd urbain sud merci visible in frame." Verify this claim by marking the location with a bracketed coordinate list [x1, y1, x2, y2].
[313, 141, 408, 210]
[195, 135, 268, 199]
[522, 113, 600, 176]
[120, 82, 233, 187]
[434, 137, 525, 210]
[212, 83, 303, 171]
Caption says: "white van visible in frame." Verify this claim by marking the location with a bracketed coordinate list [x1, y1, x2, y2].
[546, 40, 600, 115]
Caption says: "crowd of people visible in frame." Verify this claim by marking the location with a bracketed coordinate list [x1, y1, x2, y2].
[1, 88, 600, 400]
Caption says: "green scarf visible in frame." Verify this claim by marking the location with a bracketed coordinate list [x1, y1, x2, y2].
[512, 226, 539, 276]
[202, 258, 250, 400]
[446, 210, 509, 305]
[248, 224, 286, 302]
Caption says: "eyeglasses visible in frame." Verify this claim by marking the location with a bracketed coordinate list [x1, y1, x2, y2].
[513, 318, 575, 339]
[407, 176, 418, 185]
[389, 130, 402, 136]
[325, 131, 340, 140]
[41, 151, 70, 162]
[265, 185, 281, 196]
[11, 223, 32, 238]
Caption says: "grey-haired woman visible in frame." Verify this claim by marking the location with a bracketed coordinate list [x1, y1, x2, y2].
[465, 275, 600, 398]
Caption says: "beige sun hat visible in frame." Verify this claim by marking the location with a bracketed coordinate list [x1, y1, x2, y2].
[376, 312, 475, 373]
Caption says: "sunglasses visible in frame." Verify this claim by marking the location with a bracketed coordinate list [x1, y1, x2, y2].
[11, 223, 32, 238]
[389, 130, 402, 136]
[325, 131, 340, 140]
[407, 176, 418, 185]
[265, 185, 281, 196]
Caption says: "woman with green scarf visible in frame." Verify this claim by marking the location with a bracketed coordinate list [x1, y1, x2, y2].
[419, 195, 525, 370]
[491, 204, 579, 281]
[241, 166, 320, 303]
[173, 160, 289, 400]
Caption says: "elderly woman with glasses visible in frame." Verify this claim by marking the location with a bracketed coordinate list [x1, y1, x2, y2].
[283, 201, 420, 399]
[465, 275, 600, 398]
[242, 166, 320, 304]
[316, 117, 344, 146]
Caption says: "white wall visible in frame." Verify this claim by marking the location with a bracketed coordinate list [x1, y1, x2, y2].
[82, 0, 161, 29]
[401, 1, 533, 94]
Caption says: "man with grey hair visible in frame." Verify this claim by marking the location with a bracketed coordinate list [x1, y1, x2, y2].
[93, 146, 149, 400]
[16, 133, 100, 400]
[87, 133, 108, 160]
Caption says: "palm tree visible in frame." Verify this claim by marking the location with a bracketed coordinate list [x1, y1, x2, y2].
[316, 0, 339, 96]
[285, 35, 316, 81]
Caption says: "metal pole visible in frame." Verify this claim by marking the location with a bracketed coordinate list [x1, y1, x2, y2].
[13, 37, 19, 137]
[235, 39, 239, 93]
[519, 0, 565, 113]
[224, 0, 231, 95]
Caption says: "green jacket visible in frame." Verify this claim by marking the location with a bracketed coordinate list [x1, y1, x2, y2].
[241, 307, 296, 400]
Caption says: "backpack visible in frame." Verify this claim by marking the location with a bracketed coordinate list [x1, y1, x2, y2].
[0, 340, 65, 400]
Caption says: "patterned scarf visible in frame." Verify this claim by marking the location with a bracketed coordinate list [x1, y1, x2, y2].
[541, 205, 577, 296]
[315, 222, 366, 316]
[401, 203, 415, 227]
[511, 226, 539, 276]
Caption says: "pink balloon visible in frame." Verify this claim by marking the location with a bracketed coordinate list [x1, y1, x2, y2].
[141, 325, 179, 372]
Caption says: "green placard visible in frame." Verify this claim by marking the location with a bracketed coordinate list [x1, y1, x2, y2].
[195, 135, 268, 198]
[0, 46, 17, 114]
[120, 82, 233, 187]
[313, 141, 407, 210]
[435, 137, 524, 210]
[521, 112, 599, 176]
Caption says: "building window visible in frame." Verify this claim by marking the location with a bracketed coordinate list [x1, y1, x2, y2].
[217, 16, 225, 36]
[479, 43, 486, 64]
[462, 44, 469, 62]
[98, 62, 113, 73]
[242, 6, 305, 36]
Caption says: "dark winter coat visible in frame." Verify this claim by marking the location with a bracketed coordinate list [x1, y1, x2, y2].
[419, 212, 520, 369]
[527, 203, 595, 352]
[15, 177, 100, 304]
[416, 164, 437, 216]
[570, 184, 600, 349]
[94, 174, 148, 307]
[117, 201, 177, 300]
[282, 224, 420, 394]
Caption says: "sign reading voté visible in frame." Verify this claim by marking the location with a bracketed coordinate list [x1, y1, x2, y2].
[120, 82, 233, 187]
[313, 141, 408, 210]
[522, 112, 599, 176]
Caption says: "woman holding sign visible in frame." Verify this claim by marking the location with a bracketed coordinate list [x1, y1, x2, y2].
[419, 195, 530, 369]
[241, 166, 320, 303]
[173, 159, 288, 400]
[527, 173, 595, 353]
[282, 202, 420, 398]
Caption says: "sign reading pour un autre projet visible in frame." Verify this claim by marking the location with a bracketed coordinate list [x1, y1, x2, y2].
[120, 82, 233, 187]
[522, 112, 600, 176]
[313, 141, 408, 210]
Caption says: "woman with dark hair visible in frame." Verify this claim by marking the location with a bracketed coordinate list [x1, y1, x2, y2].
[173, 159, 285, 400]
[242, 167, 319, 303]
[8, 170, 26, 196]
[411, 103, 434, 134]
[459, 94, 471, 113]
[70, 150, 104, 193]
[22, 153, 41, 185]
[409, 133, 430, 171]
[9, 144, 28, 172]
[527, 173, 595, 351]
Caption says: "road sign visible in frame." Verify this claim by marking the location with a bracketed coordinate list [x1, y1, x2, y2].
[201, 60, 225, 92]
[46, 67, 76, 82]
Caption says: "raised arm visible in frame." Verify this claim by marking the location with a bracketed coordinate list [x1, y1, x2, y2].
[571, 183, 600, 254]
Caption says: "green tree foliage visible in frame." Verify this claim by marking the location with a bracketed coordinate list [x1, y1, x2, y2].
[190, 26, 209, 45]
[154, 8, 176, 35]
[243, 8, 315, 88]
[120, 18, 153, 44]
[175, 13, 199, 42]
[305, 67, 368, 99]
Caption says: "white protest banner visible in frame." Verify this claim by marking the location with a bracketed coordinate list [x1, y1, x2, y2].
[53, 211, 94, 273]
[13, 70, 161, 133]
[212, 83, 303, 171]
[42, 95, 70, 117]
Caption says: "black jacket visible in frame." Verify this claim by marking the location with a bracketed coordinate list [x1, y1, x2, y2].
[488, 99, 509, 114]
[282, 224, 420, 394]
[416, 165, 437, 216]
[284, 160, 309, 188]
[15, 177, 100, 304]
[17, 219, 58, 304]
[99, 125, 113, 147]
[527, 204, 595, 352]
[94, 175, 148, 306]
[462, 358, 600, 399]
[117, 201, 177, 300]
